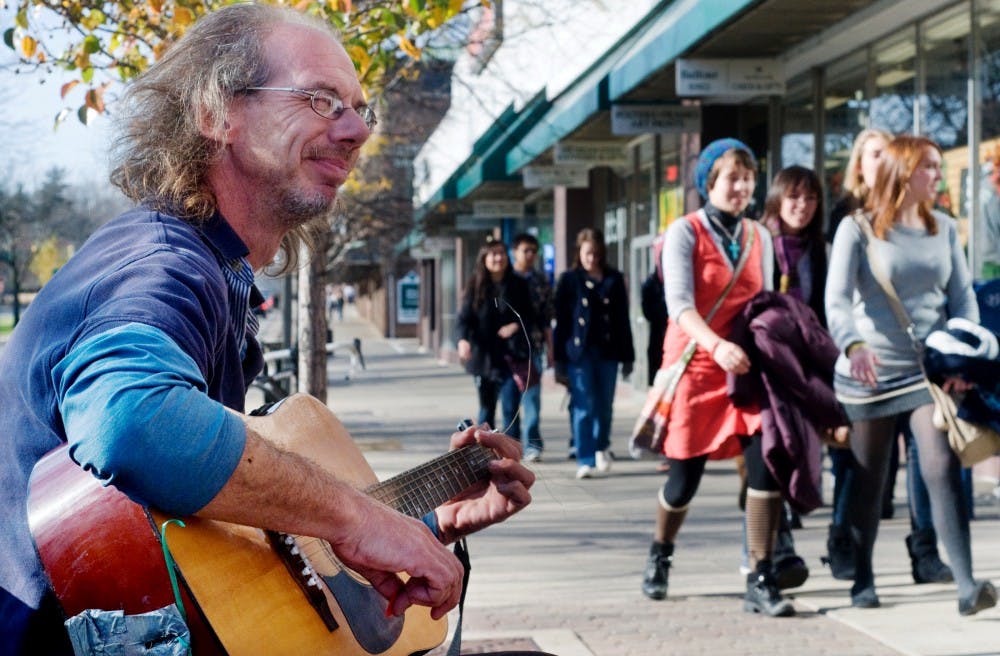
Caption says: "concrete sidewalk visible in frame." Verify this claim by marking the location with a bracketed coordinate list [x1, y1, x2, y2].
[264, 306, 1000, 656]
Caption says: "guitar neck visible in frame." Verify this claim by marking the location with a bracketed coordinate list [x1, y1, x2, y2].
[364, 444, 496, 518]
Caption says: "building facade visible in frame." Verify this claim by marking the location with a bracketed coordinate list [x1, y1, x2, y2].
[413, 0, 1000, 385]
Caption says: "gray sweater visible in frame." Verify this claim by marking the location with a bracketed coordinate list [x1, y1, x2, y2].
[662, 209, 774, 321]
[825, 211, 978, 388]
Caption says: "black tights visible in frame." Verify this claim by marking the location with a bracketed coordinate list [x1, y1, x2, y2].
[847, 405, 974, 596]
[661, 436, 779, 509]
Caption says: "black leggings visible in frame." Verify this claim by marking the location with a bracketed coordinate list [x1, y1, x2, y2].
[661, 435, 778, 508]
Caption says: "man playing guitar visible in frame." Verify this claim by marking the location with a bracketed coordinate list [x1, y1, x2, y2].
[0, 5, 535, 653]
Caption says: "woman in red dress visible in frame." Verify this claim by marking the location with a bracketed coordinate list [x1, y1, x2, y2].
[640, 138, 793, 617]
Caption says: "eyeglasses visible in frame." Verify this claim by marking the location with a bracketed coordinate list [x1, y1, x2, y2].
[243, 86, 377, 131]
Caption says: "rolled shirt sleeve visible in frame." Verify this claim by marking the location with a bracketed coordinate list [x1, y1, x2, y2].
[53, 322, 246, 515]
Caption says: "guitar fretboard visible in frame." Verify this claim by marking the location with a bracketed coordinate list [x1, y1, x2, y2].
[364, 444, 496, 518]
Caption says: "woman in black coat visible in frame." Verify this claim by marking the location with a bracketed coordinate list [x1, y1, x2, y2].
[457, 239, 535, 435]
[554, 228, 634, 479]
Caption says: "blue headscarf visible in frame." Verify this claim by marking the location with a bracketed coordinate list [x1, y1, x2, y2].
[695, 138, 757, 200]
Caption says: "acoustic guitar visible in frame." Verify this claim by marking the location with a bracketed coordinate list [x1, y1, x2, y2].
[28, 394, 497, 655]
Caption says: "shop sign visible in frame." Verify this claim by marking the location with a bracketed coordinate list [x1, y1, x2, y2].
[676, 58, 785, 96]
[554, 141, 628, 166]
[610, 104, 701, 135]
[396, 272, 419, 324]
[472, 200, 525, 218]
[455, 214, 499, 231]
[522, 165, 589, 189]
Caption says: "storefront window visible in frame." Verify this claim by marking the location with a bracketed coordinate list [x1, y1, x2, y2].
[824, 50, 870, 215]
[781, 74, 815, 170]
[920, 4, 971, 228]
[976, 0, 1000, 280]
[870, 28, 916, 134]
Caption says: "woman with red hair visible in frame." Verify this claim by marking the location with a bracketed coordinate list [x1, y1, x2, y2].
[826, 134, 996, 615]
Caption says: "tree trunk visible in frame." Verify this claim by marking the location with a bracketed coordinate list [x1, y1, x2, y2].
[297, 236, 330, 403]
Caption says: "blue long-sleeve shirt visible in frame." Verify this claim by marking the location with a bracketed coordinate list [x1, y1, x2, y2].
[0, 207, 259, 612]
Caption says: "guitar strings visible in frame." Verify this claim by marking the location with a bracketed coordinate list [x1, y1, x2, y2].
[493, 296, 530, 438]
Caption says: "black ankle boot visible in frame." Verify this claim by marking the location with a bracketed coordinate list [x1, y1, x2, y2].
[772, 524, 809, 590]
[821, 523, 855, 580]
[744, 561, 795, 617]
[905, 528, 953, 584]
[642, 541, 673, 600]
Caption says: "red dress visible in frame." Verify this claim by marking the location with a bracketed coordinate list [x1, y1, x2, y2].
[661, 212, 763, 460]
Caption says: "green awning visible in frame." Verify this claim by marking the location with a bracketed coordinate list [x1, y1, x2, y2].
[608, 0, 758, 101]
[456, 91, 550, 198]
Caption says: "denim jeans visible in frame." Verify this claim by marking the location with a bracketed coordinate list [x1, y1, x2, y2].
[475, 373, 522, 435]
[567, 349, 619, 466]
[517, 355, 544, 452]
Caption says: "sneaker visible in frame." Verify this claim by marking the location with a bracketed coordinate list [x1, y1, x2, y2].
[744, 565, 795, 617]
[524, 448, 542, 463]
[576, 465, 596, 479]
[595, 449, 613, 473]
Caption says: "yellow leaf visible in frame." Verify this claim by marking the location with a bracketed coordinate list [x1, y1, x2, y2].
[174, 6, 195, 27]
[450, 0, 465, 14]
[398, 35, 421, 61]
[21, 35, 37, 58]
[60, 80, 79, 99]
[149, 0, 163, 13]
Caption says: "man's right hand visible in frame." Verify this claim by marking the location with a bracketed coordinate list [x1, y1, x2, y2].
[457, 339, 472, 363]
[329, 491, 465, 619]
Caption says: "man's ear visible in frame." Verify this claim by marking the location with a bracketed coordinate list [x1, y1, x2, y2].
[197, 104, 237, 144]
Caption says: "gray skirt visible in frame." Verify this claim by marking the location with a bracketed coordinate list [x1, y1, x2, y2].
[835, 373, 933, 422]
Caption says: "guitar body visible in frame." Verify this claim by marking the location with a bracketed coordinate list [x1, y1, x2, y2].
[29, 395, 447, 656]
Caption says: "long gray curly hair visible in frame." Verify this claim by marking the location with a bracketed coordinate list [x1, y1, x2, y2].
[109, 4, 339, 269]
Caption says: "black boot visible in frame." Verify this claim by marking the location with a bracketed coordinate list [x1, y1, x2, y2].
[642, 541, 673, 600]
[772, 519, 809, 590]
[821, 523, 855, 580]
[959, 580, 998, 616]
[744, 561, 795, 617]
[906, 528, 953, 584]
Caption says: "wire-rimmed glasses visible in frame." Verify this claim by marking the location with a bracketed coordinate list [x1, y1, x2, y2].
[243, 86, 377, 131]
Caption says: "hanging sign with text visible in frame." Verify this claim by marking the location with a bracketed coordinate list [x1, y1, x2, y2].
[676, 58, 785, 96]
[522, 165, 589, 189]
[472, 200, 525, 218]
[611, 104, 701, 135]
[554, 141, 628, 166]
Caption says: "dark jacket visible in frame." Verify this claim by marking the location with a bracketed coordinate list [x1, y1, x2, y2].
[457, 270, 535, 381]
[729, 291, 847, 514]
[640, 270, 667, 386]
[554, 266, 635, 366]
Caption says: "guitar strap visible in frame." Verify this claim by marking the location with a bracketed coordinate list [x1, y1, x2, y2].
[445, 538, 472, 656]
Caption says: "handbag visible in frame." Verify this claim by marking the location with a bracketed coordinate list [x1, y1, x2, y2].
[852, 212, 1000, 467]
[505, 355, 541, 392]
[628, 217, 756, 460]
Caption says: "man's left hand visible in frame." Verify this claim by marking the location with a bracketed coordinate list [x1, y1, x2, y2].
[433, 426, 535, 544]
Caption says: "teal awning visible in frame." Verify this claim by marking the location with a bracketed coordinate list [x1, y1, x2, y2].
[608, 0, 758, 101]
[455, 90, 550, 198]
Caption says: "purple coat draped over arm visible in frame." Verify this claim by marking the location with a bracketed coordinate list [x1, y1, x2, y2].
[728, 291, 848, 514]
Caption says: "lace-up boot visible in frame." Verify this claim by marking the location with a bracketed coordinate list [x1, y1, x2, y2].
[744, 560, 795, 617]
[641, 540, 673, 600]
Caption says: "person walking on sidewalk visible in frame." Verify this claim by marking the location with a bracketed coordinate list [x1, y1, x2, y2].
[0, 7, 536, 653]
[826, 134, 996, 615]
[510, 233, 555, 462]
[554, 228, 635, 480]
[457, 239, 537, 435]
[640, 138, 796, 618]
[824, 129, 953, 588]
